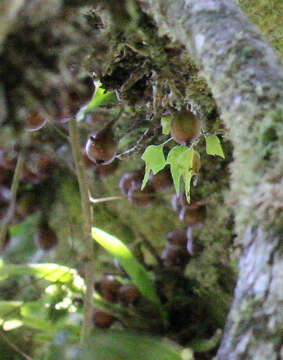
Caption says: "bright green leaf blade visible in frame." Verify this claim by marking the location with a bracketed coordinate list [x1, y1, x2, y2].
[76, 82, 117, 121]
[166, 145, 187, 194]
[0, 301, 23, 322]
[184, 171, 193, 203]
[0, 263, 83, 291]
[161, 117, 172, 135]
[84, 330, 183, 360]
[205, 135, 225, 158]
[92, 227, 166, 320]
[177, 149, 194, 203]
[87, 86, 117, 110]
[141, 145, 166, 190]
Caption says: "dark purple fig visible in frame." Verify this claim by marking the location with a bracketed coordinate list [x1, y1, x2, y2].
[118, 285, 141, 306]
[26, 112, 47, 132]
[162, 244, 190, 272]
[179, 203, 206, 226]
[119, 172, 143, 195]
[34, 222, 58, 250]
[166, 230, 188, 249]
[128, 183, 155, 207]
[94, 275, 122, 303]
[85, 124, 117, 165]
[149, 167, 172, 191]
[92, 308, 114, 328]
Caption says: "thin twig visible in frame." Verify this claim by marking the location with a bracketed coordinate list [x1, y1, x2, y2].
[116, 128, 151, 160]
[89, 195, 124, 204]
[0, 151, 24, 250]
[0, 331, 34, 360]
[49, 123, 70, 141]
[68, 118, 95, 344]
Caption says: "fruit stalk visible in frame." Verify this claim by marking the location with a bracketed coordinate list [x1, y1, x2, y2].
[0, 151, 24, 250]
[68, 117, 95, 343]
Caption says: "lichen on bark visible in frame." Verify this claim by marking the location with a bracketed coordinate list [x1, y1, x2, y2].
[141, 0, 283, 358]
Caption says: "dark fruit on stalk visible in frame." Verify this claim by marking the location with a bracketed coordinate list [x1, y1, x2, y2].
[118, 285, 141, 306]
[85, 125, 117, 165]
[119, 171, 142, 195]
[26, 112, 47, 132]
[94, 275, 122, 303]
[149, 167, 172, 191]
[166, 230, 188, 249]
[162, 244, 190, 271]
[170, 110, 200, 144]
[179, 204, 206, 226]
[92, 308, 114, 329]
[128, 183, 155, 207]
[34, 222, 58, 250]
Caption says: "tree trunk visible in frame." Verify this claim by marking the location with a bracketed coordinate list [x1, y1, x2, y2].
[142, 1, 283, 359]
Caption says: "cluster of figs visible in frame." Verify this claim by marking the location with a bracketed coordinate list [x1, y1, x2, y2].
[91, 225, 202, 330]
[84, 108, 201, 166]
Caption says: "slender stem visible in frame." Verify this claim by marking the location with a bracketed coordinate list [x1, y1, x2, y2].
[0, 151, 24, 250]
[68, 118, 95, 343]
[0, 331, 34, 360]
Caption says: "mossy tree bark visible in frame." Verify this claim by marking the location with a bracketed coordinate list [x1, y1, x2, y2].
[142, 1, 283, 359]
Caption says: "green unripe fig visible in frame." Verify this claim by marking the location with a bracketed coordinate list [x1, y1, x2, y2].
[170, 110, 201, 144]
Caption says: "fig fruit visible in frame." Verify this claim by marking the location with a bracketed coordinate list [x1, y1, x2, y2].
[166, 230, 188, 249]
[94, 275, 122, 303]
[85, 124, 117, 165]
[118, 285, 141, 306]
[34, 221, 58, 250]
[26, 112, 47, 132]
[162, 244, 190, 272]
[179, 203, 206, 226]
[128, 183, 155, 207]
[119, 171, 143, 195]
[170, 110, 200, 144]
[149, 167, 172, 191]
[92, 308, 114, 329]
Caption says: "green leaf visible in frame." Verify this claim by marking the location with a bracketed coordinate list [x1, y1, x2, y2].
[141, 145, 166, 190]
[166, 145, 187, 195]
[84, 330, 183, 360]
[205, 135, 225, 158]
[167, 147, 201, 203]
[161, 117, 172, 135]
[92, 227, 167, 321]
[0, 263, 84, 292]
[76, 82, 117, 121]
[0, 301, 23, 321]
[177, 149, 194, 202]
